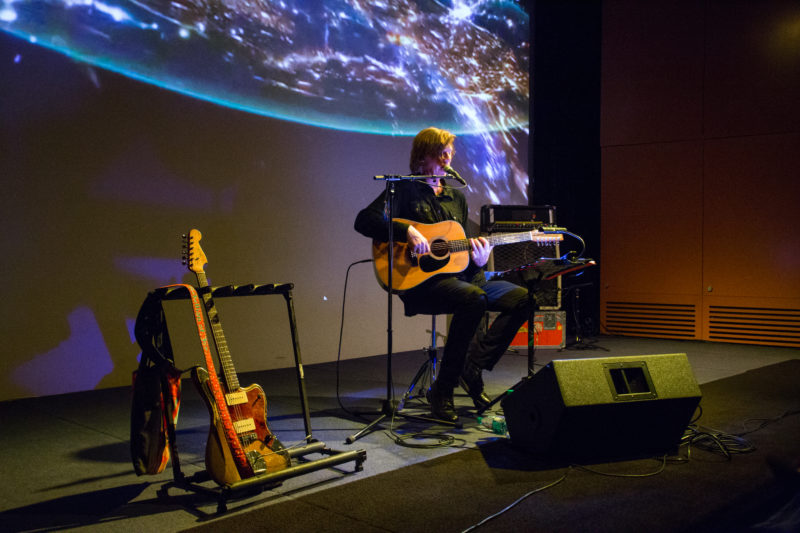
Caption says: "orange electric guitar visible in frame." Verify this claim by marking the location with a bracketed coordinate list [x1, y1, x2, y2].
[183, 229, 290, 485]
[372, 218, 564, 292]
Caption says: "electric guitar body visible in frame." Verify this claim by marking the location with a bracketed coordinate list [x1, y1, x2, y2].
[183, 229, 290, 486]
[192, 367, 289, 485]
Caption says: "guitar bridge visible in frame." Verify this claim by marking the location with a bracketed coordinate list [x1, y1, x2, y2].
[246, 450, 267, 474]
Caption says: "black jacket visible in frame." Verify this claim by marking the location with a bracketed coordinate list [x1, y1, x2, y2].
[354, 179, 484, 286]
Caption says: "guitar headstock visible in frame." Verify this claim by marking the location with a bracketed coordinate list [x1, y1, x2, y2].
[533, 231, 564, 244]
[182, 229, 208, 274]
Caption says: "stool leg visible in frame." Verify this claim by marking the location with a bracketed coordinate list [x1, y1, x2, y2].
[398, 316, 439, 409]
[395, 315, 460, 427]
[427, 315, 438, 381]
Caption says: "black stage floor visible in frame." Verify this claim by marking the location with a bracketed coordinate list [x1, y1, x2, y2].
[1, 335, 798, 532]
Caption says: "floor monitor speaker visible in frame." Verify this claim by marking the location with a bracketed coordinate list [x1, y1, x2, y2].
[501, 353, 701, 460]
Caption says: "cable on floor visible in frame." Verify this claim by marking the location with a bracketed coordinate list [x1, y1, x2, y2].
[460, 467, 572, 533]
[455, 388, 798, 530]
[334, 258, 374, 421]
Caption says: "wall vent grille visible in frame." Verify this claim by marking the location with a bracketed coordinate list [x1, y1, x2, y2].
[604, 302, 697, 339]
[707, 306, 800, 347]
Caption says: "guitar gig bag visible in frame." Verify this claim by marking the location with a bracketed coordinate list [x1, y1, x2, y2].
[130, 291, 184, 476]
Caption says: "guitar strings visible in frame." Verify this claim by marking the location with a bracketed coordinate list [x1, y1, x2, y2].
[192, 241, 285, 469]
[425, 233, 561, 256]
[212, 312, 277, 460]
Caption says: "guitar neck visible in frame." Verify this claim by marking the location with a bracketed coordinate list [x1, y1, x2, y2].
[195, 272, 240, 392]
[486, 231, 537, 247]
[448, 231, 551, 251]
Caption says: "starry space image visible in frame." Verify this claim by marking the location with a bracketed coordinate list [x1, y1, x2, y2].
[1, 0, 530, 205]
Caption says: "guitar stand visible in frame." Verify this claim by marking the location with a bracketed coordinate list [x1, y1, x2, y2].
[150, 283, 367, 514]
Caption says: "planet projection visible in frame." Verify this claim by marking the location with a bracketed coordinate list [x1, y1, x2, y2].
[1, 0, 531, 205]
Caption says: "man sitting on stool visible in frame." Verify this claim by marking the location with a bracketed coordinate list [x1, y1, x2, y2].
[354, 126, 536, 422]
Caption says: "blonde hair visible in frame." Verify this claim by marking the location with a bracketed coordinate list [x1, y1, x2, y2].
[409, 127, 456, 174]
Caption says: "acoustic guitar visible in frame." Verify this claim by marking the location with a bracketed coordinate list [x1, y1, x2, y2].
[372, 218, 563, 292]
[183, 229, 290, 485]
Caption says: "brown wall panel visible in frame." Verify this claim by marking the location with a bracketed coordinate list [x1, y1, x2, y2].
[703, 133, 800, 299]
[600, 0, 704, 146]
[601, 142, 703, 296]
[601, 0, 800, 346]
[704, 0, 800, 138]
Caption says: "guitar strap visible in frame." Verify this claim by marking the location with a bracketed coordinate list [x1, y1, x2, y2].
[167, 283, 251, 476]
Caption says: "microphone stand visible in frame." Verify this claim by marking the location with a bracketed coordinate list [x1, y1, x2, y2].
[346, 174, 455, 444]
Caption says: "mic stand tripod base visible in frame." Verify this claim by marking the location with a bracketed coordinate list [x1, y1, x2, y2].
[345, 398, 462, 444]
[563, 282, 607, 351]
[344, 400, 398, 445]
[346, 334, 463, 445]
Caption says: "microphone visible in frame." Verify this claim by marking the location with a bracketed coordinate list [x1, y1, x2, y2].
[443, 165, 467, 186]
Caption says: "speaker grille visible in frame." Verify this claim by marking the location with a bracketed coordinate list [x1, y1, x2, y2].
[492, 243, 561, 309]
[707, 306, 800, 347]
[492, 242, 559, 271]
[604, 301, 697, 339]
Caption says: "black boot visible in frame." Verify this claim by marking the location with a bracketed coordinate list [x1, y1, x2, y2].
[426, 380, 458, 423]
[460, 360, 491, 410]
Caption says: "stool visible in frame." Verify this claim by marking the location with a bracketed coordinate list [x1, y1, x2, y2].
[398, 314, 442, 410]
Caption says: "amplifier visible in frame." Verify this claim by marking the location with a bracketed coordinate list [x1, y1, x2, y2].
[491, 221, 542, 231]
[480, 204, 556, 232]
[481, 205, 561, 309]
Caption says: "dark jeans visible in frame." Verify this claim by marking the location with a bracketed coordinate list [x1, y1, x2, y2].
[400, 277, 530, 389]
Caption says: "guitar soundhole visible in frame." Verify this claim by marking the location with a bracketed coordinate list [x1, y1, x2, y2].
[429, 239, 449, 259]
[419, 239, 451, 273]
